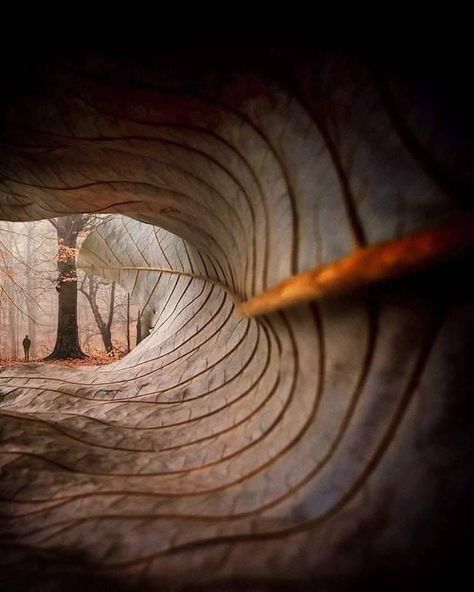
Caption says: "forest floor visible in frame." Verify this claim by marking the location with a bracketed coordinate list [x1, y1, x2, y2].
[0, 353, 124, 367]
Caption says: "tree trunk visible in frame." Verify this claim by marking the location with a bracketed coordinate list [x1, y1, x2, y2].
[8, 299, 17, 358]
[26, 223, 36, 358]
[5, 225, 18, 358]
[80, 276, 115, 354]
[46, 217, 86, 359]
[126, 292, 131, 353]
[136, 309, 142, 345]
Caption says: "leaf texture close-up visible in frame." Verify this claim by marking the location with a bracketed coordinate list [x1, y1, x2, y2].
[0, 46, 472, 590]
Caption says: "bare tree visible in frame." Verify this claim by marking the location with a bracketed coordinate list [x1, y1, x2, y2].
[46, 215, 93, 360]
[1, 222, 20, 357]
[25, 223, 37, 357]
[79, 275, 116, 354]
[126, 292, 131, 353]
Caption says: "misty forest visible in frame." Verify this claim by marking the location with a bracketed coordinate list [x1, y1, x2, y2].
[0, 215, 138, 363]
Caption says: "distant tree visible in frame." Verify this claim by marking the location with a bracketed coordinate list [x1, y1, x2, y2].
[0, 222, 21, 357]
[25, 223, 37, 357]
[46, 215, 96, 360]
[79, 275, 116, 354]
[126, 292, 131, 353]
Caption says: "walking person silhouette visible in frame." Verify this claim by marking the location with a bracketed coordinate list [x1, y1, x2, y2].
[22, 335, 31, 362]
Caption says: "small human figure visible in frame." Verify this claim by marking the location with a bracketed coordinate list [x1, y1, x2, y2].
[22, 334, 31, 362]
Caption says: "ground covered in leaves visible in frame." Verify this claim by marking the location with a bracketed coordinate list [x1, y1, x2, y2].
[0, 353, 123, 367]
